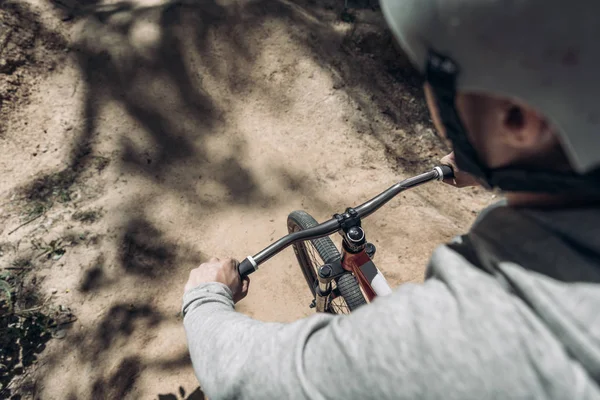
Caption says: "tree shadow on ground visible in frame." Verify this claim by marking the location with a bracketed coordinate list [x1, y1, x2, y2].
[158, 386, 205, 400]
[91, 356, 142, 399]
[30, 299, 195, 399]
[71, 0, 274, 208]
[0, 0, 68, 136]
[7, 0, 449, 398]
[0, 310, 53, 399]
[120, 218, 177, 278]
[0, 264, 76, 400]
[78, 254, 106, 292]
[65, 0, 441, 192]
[240, 0, 445, 172]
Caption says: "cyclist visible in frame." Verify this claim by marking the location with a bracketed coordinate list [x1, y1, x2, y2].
[183, 0, 600, 398]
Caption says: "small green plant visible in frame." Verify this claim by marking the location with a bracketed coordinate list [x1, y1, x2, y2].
[0, 266, 71, 399]
[31, 239, 66, 261]
[55, 189, 71, 203]
[24, 202, 45, 220]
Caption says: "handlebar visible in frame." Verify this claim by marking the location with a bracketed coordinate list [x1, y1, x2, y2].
[238, 165, 454, 278]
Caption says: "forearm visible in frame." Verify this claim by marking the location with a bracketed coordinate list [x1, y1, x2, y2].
[182, 281, 445, 400]
[183, 283, 335, 400]
[183, 246, 576, 400]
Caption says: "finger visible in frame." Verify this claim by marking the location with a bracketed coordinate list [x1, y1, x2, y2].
[241, 277, 250, 293]
[225, 258, 239, 270]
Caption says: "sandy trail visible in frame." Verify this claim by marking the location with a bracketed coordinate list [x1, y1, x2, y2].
[0, 1, 492, 398]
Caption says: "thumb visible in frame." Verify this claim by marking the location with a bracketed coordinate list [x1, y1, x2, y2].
[440, 152, 458, 170]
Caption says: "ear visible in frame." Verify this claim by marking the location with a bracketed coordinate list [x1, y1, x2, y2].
[501, 102, 554, 150]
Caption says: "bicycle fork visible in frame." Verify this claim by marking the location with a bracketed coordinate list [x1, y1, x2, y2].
[315, 266, 332, 312]
[313, 208, 393, 312]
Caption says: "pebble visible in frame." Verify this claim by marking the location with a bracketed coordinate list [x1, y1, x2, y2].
[50, 288, 58, 294]
[54, 330, 66, 339]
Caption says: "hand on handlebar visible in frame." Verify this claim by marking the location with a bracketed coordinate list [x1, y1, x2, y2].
[440, 152, 480, 188]
[184, 257, 250, 303]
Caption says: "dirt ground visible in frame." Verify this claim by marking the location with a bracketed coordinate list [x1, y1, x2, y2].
[0, 0, 494, 398]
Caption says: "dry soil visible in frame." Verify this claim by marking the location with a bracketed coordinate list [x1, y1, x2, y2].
[0, 0, 494, 398]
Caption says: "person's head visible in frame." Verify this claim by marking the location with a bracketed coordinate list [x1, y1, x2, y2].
[426, 88, 570, 173]
[380, 0, 600, 200]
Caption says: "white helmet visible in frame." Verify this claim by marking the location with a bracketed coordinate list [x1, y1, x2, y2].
[380, 0, 600, 192]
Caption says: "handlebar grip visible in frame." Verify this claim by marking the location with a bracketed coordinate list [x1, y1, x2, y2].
[436, 164, 454, 180]
[238, 257, 256, 278]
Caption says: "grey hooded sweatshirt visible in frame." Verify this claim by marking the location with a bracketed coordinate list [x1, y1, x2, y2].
[183, 204, 600, 399]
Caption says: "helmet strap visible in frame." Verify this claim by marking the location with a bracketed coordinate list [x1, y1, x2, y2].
[425, 51, 492, 188]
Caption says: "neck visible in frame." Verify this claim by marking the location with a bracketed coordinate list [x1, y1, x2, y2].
[505, 192, 600, 209]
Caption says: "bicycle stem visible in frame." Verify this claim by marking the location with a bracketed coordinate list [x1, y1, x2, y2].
[238, 165, 454, 278]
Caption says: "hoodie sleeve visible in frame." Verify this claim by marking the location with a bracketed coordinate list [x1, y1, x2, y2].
[183, 246, 588, 400]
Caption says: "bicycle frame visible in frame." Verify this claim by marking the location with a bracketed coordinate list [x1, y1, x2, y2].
[310, 207, 392, 311]
[238, 165, 454, 311]
[342, 246, 380, 302]
[341, 241, 392, 301]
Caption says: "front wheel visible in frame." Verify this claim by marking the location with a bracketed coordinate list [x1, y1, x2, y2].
[287, 211, 367, 314]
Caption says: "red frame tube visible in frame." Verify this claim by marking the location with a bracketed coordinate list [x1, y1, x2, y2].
[340, 247, 377, 302]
